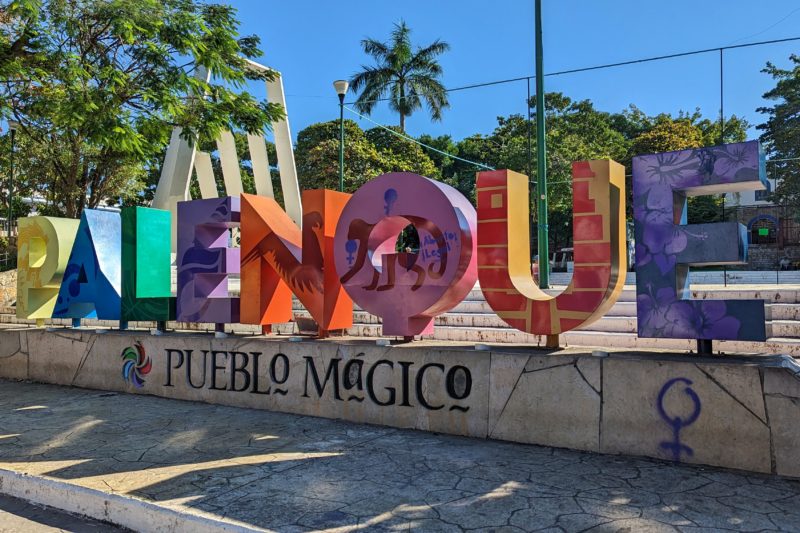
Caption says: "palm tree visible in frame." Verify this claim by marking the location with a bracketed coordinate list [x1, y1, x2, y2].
[350, 21, 450, 133]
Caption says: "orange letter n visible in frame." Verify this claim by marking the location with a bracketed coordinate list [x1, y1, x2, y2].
[240, 190, 353, 336]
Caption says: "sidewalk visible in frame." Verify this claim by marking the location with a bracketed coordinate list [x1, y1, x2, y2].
[0, 379, 799, 532]
[0, 493, 128, 532]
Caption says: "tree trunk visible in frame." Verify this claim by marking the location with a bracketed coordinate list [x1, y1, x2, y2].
[399, 80, 406, 133]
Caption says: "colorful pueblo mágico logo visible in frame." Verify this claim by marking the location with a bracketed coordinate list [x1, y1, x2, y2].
[121, 342, 152, 388]
[16, 141, 769, 344]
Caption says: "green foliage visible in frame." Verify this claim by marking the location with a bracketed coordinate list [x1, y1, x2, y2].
[627, 111, 749, 159]
[295, 120, 385, 192]
[407, 92, 749, 244]
[629, 120, 703, 156]
[443, 135, 494, 202]
[423, 93, 630, 213]
[758, 54, 800, 207]
[533, 95, 629, 213]
[687, 195, 723, 225]
[294, 120, 439, 193]
[350, 20, 449, 132]
[365, 126, 439, 178]
[418, 134, 456, 174]
[0, 0, 283, 216]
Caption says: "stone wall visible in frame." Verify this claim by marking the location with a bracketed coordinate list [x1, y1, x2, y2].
[0, 269, 15, 309]
[747, 244, 800, 270]
[0, 328, 799, 477]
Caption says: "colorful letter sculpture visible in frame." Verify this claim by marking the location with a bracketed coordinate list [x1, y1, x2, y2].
[16, 216, 79, 323]
[121, 207, 175, 321]
[52, 209, 122, 320]
[176, 196, 240, 324]
[334, 173, 477, 337]
[240, 190, 353, 335]
[632, 141, 767, 341]
[476, 160, 627, 336]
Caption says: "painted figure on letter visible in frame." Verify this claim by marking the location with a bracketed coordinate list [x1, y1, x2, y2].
[52, 209, 122, 321]
[240, 190, 352, 335]
[334, 173, 477, 337]
[176, 197, 240, 324]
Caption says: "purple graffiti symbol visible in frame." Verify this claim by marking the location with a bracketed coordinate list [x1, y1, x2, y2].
[384, 189, 398, 215]
[345, 239, 358, 265]
[657, 377, 702, 462]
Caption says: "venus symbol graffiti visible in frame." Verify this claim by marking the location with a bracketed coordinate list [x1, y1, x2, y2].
[657, 377, 702, 462]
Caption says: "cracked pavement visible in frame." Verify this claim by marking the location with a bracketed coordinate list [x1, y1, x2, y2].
[0, 379, 799, 532]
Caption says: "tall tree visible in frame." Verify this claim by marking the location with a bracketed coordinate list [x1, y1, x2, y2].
[365, 126, 439, 178]
[294, 120, 438, 192]
[758, 54, 800, 207]
[350, 20, 449, 132]
[0, 0, 283, 217]
[295, 120, 386, 192]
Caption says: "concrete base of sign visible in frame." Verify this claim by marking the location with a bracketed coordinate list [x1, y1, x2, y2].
[0, 327, 798, 477]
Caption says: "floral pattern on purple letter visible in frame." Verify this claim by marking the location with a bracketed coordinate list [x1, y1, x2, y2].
[632, 141, 767, 342]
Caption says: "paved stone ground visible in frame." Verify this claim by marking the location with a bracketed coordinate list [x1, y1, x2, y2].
[0, 493, 129, 532]
[0, 380, 799, 532]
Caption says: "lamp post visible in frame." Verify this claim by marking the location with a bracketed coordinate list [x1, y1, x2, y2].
[333, 80, 349, 192]
[6, 120, 18, 238]
[534, 0, 549, 289]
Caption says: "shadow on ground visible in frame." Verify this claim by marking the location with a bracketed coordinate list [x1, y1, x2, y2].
[0, 379, 799, 531]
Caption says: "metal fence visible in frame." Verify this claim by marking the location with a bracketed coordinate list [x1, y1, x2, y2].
[723, 204, 800, 271]
[0, 221, 16, 272]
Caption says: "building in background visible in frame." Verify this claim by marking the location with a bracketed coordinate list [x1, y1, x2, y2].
[724, 175, 800, 270]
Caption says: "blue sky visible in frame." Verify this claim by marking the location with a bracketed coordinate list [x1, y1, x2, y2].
[230, 0, 800, 143]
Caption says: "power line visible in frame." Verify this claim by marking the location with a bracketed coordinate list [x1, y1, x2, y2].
[328, 37, 800, 187]
[546, 36, 800, 78]
[343, 106, 494, 171]
[343, 36, 800, 106]
[728, 8, 800, 46]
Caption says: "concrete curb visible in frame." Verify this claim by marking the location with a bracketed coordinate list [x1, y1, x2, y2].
[0, 468, 265, 532]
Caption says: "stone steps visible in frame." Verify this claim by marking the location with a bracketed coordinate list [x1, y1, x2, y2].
[772, 304, 800, 320]
[457, 287, 800, 304]
[3, 282, 799, 355]
[545, 271, 800, 285]
[289, 307, 796, 340]
[332, 322, 800, 355]
[771, 320, 800, 338]
[285, 283, 800, 355]
[292, 300, 800, 321]
[327, 312, 795, 338]
[291, 296, 800, 338]
[173, 272, 800, 293]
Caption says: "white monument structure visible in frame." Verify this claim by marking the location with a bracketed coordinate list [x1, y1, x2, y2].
[152, 60, 302, 248]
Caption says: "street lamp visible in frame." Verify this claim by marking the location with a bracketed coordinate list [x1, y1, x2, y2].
[534, 0, 549, 289]
[333, 80, 349, 192]
[6, 120, 18, 238]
